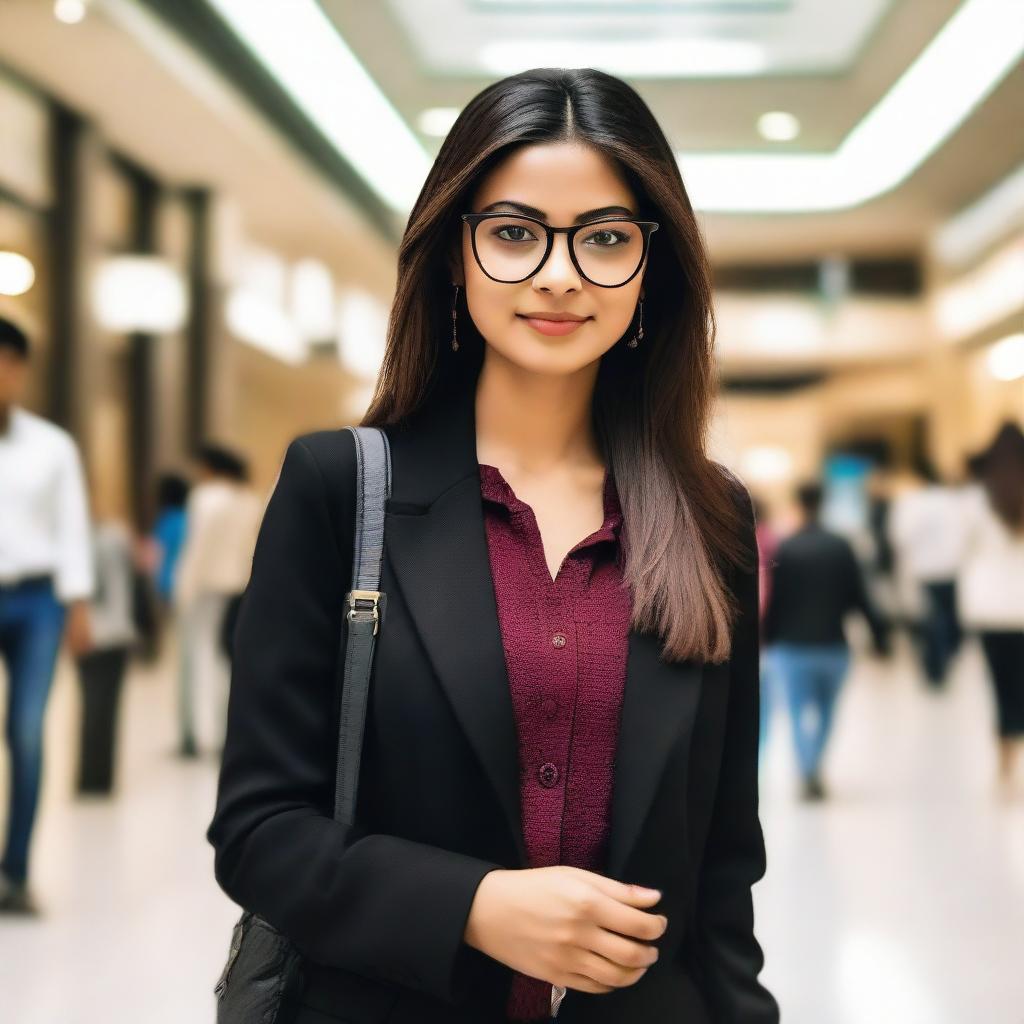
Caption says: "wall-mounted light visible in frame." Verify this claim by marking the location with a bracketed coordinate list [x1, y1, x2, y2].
[290, 258, 336, 342]
[746, 304, 822, 352]
[337, 289, 387, 382]
[986, 332, 1024, 382]
[740, 446, 794, 484]
[0, 251, 36, 296]
[92, 255, 188, 333]
[226, 287, 307, 365]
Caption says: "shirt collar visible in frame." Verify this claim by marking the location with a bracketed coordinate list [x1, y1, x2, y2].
[478, 462, 624, 543]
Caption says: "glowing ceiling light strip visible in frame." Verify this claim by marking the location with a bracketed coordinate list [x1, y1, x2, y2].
[203, 0, 1021, 215]
[203, 0, 431, 214]
[679, 0, 1024, 211]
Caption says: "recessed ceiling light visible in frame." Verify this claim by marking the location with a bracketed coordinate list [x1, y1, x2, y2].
[54, 0, 87, 25]
[417, 107, 461, 138]
[681, 0, 1024, 211]
[757, 111, 800, 142]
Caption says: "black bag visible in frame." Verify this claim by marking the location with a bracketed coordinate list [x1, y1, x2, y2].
[213, 426, 392, 1023]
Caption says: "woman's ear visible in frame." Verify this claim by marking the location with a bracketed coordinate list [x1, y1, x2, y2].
[446, 235, 465, 287]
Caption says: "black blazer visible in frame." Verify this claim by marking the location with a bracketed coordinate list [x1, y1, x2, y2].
[207, 373, 779, 1024]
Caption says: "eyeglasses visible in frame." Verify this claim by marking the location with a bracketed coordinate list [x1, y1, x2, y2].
[461, 212, 659, 288]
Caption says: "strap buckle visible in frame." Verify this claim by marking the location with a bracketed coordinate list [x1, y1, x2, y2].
[346, 590, 381, 636]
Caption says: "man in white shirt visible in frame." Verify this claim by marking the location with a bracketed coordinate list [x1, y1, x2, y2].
[173, 444, 264, 757]
[0, 318, 95, 915]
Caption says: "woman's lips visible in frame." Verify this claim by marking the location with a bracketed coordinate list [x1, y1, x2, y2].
[516, 314, 591, 337]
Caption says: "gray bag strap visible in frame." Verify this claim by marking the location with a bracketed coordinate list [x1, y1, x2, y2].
[334, 425, 392, 825]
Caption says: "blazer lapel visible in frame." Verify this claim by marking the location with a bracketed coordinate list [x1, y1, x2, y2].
[605, 633, 704, 880]
[382, 380, 530, 868]
[378, 370, 704, 879]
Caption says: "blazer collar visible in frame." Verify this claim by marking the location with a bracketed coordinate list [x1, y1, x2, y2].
[380, 367, 704, 879]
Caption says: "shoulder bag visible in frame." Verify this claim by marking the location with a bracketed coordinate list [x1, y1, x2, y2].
[212, 425, 392, 1023]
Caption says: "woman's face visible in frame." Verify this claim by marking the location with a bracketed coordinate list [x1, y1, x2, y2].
[456, 142, 647, 378]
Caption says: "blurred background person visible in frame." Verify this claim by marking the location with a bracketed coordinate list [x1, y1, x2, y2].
[957, 422, 1024, 796]
[149, 472, 190, 614]
[864, 465, 900, 626]
[888, 457, 967, 689]
[764, 480, 891, 800]
[0, 317, 94, 915]
[172, 444, 263, 759]
[74, 495, 140, 797]
[135, 471, 191, 664]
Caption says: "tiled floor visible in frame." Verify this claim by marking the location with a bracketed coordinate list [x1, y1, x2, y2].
[1, 630, 1021, 1023]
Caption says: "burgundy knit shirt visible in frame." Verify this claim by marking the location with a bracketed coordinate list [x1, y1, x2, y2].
[477, 462, 632, 1022]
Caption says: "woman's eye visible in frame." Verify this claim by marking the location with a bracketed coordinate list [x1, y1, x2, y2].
[495, 225, 535, 242]
[584, 229, 629, 247]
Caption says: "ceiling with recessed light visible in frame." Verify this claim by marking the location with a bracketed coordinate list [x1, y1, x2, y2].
[321, 0, 1024, 257]
[0, 0, 1021, 267]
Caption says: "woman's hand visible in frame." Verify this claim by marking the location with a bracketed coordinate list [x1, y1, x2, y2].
[65, 600, 93, 658]
[463, 866, 667, 994]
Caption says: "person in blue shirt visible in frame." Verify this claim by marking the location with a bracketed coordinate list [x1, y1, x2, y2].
[151, 474, 189, 605]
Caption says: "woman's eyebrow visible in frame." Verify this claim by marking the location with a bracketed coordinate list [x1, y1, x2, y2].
[479, 200, 635, 223]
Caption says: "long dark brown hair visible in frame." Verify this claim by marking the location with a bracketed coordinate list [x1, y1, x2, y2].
[361, 67, 752, 664]
[972, 421, 1024, 534]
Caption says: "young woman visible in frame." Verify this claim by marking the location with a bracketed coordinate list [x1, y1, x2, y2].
[958, 423, 1024, 794]
[208, 68, 778, 1024]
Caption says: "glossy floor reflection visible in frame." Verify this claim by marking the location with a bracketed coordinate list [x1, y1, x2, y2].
[756, 635, 1024, 1024]
[0, 632, 1021, 1023]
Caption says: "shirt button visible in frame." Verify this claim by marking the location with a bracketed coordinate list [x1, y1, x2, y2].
[541, 697, 558, 719]
[552, 633, 567, 648]
[538, 762, 560, 788]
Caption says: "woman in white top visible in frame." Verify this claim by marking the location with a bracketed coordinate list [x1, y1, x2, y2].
[957, 423, 1024, 791]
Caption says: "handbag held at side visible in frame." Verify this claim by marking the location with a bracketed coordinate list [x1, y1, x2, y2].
[212, 425, 392, 1023]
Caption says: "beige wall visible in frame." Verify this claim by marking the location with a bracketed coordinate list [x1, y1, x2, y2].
[212, 340, 365, 496]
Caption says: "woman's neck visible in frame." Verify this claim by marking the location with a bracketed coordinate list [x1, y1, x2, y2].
[473, 349, 603, 475]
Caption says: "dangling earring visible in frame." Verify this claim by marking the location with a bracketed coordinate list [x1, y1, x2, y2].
[627, 296, 644, 348]
[451, 283, 460, 351]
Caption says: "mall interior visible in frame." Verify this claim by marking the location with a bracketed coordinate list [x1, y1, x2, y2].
[0, 1, 1022, 1022]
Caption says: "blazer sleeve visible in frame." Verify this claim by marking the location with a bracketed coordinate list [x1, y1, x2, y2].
[692, 481, 780, 1022]
[206, 434, 503, 1004]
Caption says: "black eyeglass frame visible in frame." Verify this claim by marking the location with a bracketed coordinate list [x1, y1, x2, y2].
[460, 212, 659, 289]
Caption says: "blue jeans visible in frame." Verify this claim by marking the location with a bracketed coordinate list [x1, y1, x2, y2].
[0, 577, 66, 883]
[769, 643, 850, 780]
